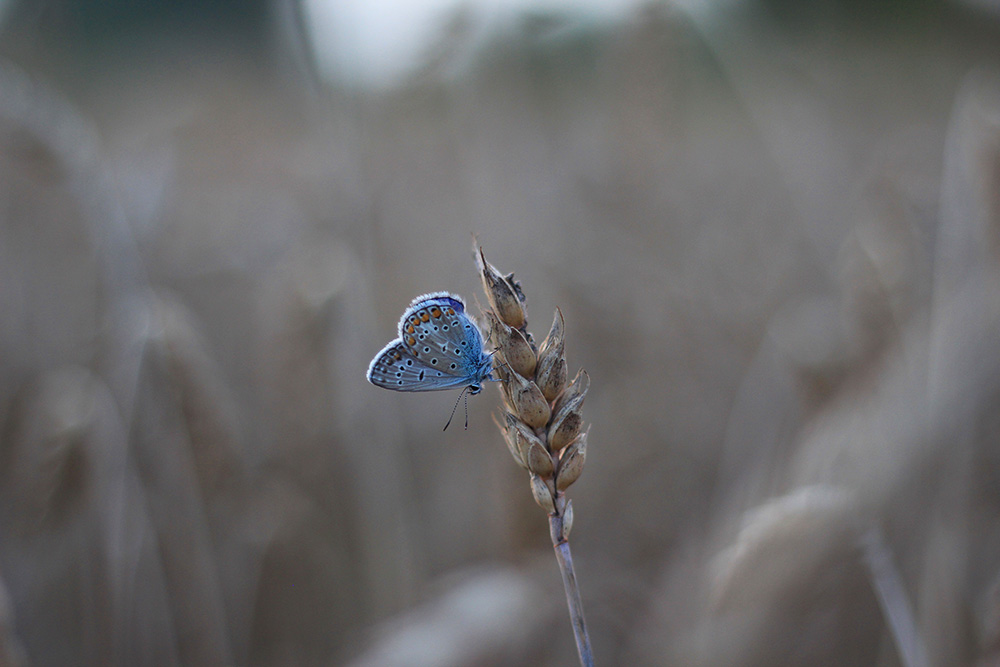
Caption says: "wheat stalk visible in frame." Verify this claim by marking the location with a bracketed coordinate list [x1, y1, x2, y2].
[476, 244, 594, 667]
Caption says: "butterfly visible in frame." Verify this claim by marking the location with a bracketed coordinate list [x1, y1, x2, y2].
[367, 292, 495, 397]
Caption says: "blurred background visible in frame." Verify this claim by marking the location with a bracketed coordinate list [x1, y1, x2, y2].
[1, 0, 1000, 665]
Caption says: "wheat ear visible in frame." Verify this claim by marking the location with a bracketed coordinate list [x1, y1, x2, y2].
[476, 244, 594, 667]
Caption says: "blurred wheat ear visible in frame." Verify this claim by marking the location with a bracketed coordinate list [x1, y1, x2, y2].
[476, 244, 594, 667]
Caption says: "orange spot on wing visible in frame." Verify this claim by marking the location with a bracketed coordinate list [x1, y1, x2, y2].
[406, 336, 416, 346]
[430, 307, 442, 318]
[420, 311, 430, 322]
[446, 308, 455, 316]
[405, 324, 415, 334]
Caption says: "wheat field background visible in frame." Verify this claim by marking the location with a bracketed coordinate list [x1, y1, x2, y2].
[1, 1, 999, 665]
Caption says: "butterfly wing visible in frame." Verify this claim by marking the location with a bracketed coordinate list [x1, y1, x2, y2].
[367, 341, 477, 392]
[396, 292, 469, 341]
[395, 292, 490, 384]
[367, 292, 493, 393]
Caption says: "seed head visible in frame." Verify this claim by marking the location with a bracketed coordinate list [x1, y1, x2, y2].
[556, 432, 587, 491]
[495, 413, 527, 469]
[538, 307, 565, 358]
[508, 367, 551, 429]
[477, 246, 526, 329]
[510, 415, 545, 464]
[525, 440, 555, 477]
[478, 247, 589, 528]
[487, 312, 536, 377]
[553, 370, 589, 417]
[535, 309, 568, 400]
[548, 409, 583, 453]
[561, 500, 574, 540]
[548, 370, 589, 451]
[530, 474, 556, 513]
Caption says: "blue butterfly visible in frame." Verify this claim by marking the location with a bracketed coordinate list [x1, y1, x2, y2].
[367, 292, 495, 395]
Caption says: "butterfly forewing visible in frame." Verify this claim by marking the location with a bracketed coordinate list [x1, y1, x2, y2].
[395, 294, 483, 377]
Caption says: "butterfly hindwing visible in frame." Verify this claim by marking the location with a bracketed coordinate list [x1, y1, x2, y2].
[366, 341, 474, 392]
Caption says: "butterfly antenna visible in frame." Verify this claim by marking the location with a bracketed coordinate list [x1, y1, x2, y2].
[443, 386, 468, 431]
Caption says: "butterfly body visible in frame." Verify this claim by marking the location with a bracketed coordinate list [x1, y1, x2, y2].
[367, 292, 494, 393]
